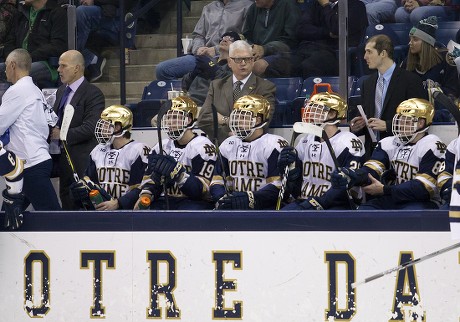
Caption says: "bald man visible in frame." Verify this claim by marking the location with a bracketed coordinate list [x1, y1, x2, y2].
[0, 48, 61, 211]
[50, 50, 105, 210]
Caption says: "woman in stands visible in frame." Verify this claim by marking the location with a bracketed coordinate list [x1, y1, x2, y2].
[401, 16, 459, 122]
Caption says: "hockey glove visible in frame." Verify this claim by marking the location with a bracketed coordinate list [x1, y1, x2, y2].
[381, 168, 397, 186]
[216, 191, 257, 210]
[298, 197, 324, 210]
[2, 189, 24, 230]
[149, 154, 185, 186]
[70, 179, 93, 210]
[84, 178, 112, 201]
[278, 147, 300, 181]
[331, 168, 358, 189]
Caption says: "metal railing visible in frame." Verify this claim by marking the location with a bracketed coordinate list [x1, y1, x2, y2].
[118, 0, 191, 104]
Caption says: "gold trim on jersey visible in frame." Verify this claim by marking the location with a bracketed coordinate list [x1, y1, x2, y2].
[449, 210, 460, 218]
[437, 170, 451, 190]
[5, 157, 24, 181]
[363, 160, 385, 176]
[415, 173, 437, 197]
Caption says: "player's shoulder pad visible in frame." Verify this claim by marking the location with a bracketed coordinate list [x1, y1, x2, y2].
[262, 133, 289, 152]
[190, 135, 217, 161]
[333, 131, 365, 157]
[421, 134, 447, 157]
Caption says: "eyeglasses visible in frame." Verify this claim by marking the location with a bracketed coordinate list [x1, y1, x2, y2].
[230, 57, 254, 64]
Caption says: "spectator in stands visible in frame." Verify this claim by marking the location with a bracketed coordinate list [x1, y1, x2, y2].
[401, 16, 459, 122]
[136, 96, 217, 210]
[0, 0, 67, 89]
[70, 105, 151, 210]
[182, 31, 241, 106]
[0, 0, 17, 44]
[394, 0, 454, 25]
[361, 0, 398, 25]
[349, 34, 427, 157]
[332, 98, 445, 210]
[212, 95, 288, 210]
[50, 50, 105, 210]
[76, 0, 124, 82]
[291, 0, 367, 78]
[242, 0, 300, 77]
[0, 48, 61, 210]
[197, 40, 276, 144]
[155, 0, 253, 81]
[277, 92, 365, 210]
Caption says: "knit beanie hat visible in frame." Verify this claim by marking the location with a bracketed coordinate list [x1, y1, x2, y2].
[409, 16, 438, 47]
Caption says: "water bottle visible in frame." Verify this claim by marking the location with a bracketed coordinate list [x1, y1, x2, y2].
[138, 196, 151, 210]
[89, 189, 104, 207]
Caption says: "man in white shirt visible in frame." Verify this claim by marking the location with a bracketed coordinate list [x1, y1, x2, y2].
[0, 48, 60, 210]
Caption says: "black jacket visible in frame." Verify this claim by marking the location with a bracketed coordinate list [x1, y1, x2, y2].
[3, 0, 67, 61]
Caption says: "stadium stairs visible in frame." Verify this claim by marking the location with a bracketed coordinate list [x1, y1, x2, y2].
[93, 0, 212, 107]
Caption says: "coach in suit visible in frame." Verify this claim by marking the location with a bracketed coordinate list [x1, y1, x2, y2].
[198, 40, 276, 144]
[50, 50, 105, 210]
[350, 34, 427, 155]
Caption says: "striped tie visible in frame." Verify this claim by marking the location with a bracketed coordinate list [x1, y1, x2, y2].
[233, 80, 242, 101]
[374, 76, 384, 119]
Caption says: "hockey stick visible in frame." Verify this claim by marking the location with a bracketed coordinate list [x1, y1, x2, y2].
[351, 241, 460, 289]
[432, 90, 460, 135]
[292, 122, 357, 210]
[276, 127, 303, 210]
[59, 104, 79, 182]
[156, 100, 171, 210]
[211, 104, 230, 195]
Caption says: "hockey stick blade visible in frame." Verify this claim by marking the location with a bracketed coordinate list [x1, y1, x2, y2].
[60, 104, 75, 141]
[293, 122, 323, 138]
[351, 241, 460, 289]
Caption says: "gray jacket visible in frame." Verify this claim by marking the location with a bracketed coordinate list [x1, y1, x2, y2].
[191, 0, 253, 54]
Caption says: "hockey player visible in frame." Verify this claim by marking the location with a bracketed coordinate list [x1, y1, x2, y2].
[212, 94, 288, 210]
[277, 92, 365, 210]
[70, 105, 150, 210]
[331, 98, 446, 210]
[136, 96, 217, 210]
[0, 139, 25, 229]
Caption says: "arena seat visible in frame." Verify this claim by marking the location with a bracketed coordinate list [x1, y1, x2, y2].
[289, 76, 358, 123]
[266, 77, 302, 126]
[436, 21, 460, 47]
[132, 79, 182, 127]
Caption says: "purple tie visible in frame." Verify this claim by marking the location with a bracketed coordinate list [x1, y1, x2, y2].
[57, 86, 72, 127]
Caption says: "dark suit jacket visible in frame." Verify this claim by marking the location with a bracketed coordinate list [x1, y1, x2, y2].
[54, 79, 105, 177]
[361, 65, 427, 153]
[198, 73, 276, 144]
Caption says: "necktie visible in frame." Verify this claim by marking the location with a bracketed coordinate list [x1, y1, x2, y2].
[374, 76, 384, 119]
[57, 86, 72, 127]
[233, 80, 243, 101]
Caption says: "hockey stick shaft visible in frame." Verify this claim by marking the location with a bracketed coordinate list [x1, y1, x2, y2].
[351, 241, 460, 289]
[211, 104, 230, 195]
[59, 105, 79, 182]
[276, 128, 302, 210]
[292, 122, 357, 210]
[157, 101, 170, 210]
[432, 90, 460, 135]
